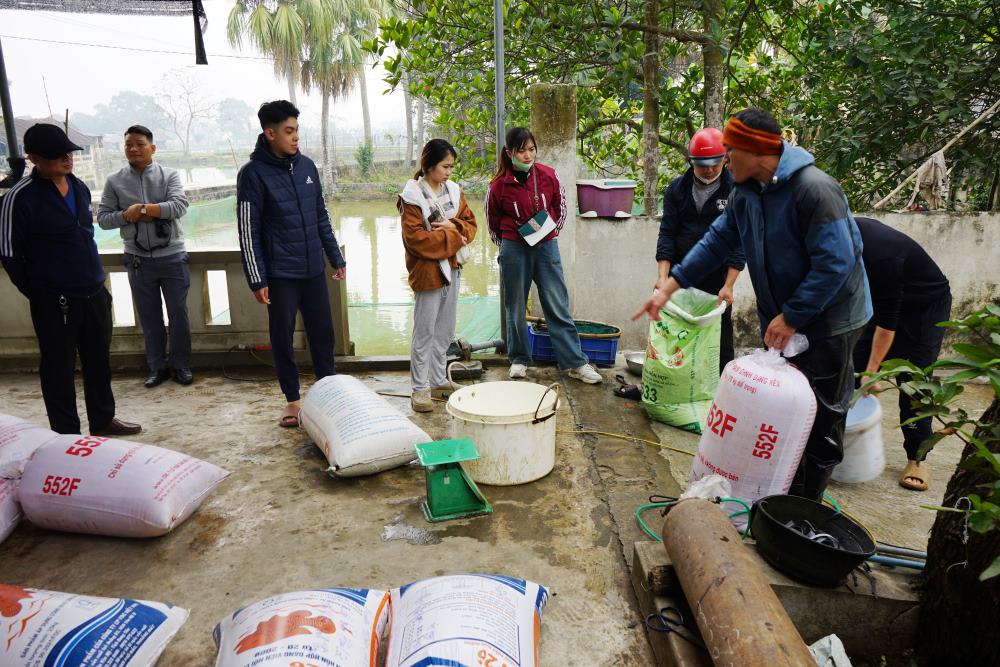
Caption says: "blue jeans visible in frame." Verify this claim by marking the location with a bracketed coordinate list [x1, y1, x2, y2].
[499, 239, 588, 370]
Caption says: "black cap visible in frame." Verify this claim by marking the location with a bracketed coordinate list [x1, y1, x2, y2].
[23, 123, 83, 159]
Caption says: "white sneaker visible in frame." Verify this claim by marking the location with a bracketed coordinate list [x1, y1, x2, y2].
[509, 363, 528, 379]
[568, 363, 602, 384]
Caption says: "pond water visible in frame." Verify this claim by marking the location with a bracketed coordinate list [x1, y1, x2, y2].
[95, 197, 499, 355]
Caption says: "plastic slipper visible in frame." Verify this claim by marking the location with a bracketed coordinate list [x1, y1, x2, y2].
[278, 412, 300, 428]
[899, 460, 930, 491]
[614, 374, 643, 401]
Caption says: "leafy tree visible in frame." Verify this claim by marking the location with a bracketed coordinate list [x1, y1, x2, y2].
[216, 97, 258, 147]
[71, 91, 169, 138]
[758, 0, 1000, 209]
[860, 306, 1000, 664]
[368, 0, 999, 211]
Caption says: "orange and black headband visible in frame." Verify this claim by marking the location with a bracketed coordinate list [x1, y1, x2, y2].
[722, 117, 783, 155]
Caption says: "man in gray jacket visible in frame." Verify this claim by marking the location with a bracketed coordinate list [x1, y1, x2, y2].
[98, 125, 193, 387]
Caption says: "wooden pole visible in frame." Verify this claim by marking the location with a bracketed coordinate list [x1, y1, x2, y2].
[873, 98, 1000, 210]
[662, 499, 814, 666]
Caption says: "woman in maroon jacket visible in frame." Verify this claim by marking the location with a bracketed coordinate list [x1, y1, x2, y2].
[486, 126, 602, 384]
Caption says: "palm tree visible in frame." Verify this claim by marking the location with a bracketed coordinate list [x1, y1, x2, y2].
[340, 0, 391, 148]
[227, 0, 308, 105]
[301, 3, 358, 188]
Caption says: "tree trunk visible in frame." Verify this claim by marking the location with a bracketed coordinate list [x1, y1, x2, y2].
[286, 64, 298, 105]
[403, 74, 415, 168]
[321, 91, 331, 191]
[701, 0, 724, 129]
[359, 65, 372, 147]
[641, 0, 660, 216]
[416, 97, 426, 150]
[916, 398, 1000, 665]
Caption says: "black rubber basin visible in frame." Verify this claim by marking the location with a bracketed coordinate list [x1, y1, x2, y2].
[750, 494, 876, 587]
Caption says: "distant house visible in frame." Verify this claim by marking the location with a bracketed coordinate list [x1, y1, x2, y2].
[0, 116, 103, 158]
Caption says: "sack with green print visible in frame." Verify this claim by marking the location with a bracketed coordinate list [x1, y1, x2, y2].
[641, 288, 727, 433]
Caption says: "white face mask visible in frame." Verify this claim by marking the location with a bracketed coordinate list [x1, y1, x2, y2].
[694, 171, 723, 185]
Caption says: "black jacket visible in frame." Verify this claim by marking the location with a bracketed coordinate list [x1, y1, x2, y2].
[656, 168, 744, 292]
[236, 134, 346, 290]
[1, 171, 105, 298]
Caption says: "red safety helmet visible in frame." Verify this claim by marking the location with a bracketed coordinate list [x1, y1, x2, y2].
[688, 128, 725, 166]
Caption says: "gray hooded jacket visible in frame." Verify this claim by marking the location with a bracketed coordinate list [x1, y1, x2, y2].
[98, 162, 189, 257]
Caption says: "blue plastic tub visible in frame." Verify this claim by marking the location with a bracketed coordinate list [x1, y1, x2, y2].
[526, 319, 620, 368]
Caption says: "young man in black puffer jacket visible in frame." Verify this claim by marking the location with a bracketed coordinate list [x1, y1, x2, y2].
[237, 100, 347, 428]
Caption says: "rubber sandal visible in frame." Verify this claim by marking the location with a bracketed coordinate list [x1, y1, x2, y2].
[614, 374, 642, 401]
[899, 460, 930, 491]
[278, 412, 300, 428]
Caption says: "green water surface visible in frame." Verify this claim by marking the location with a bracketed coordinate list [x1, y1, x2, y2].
[95, 196, 499, 354]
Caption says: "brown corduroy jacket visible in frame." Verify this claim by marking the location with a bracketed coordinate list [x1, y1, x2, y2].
[398, 189, 477, 292]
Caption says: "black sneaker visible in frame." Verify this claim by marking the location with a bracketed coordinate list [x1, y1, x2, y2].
[173, 368, 194, 385]
[144, 369, 171, 388]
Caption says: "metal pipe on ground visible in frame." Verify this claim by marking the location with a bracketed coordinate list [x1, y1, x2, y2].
[662, 499, 815, 666]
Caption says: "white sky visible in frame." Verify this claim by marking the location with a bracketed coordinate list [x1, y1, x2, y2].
[0, 0, 407, 137]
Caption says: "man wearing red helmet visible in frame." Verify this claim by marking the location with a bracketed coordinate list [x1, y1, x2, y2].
[654, 128, 744, 371]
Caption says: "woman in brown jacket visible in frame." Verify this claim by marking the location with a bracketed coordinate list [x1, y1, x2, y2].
[398, 139, 477, 412]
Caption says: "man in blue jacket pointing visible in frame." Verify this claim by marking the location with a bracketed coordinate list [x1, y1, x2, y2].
[237, 100, 347, 428]
[634, 108, 871, 501]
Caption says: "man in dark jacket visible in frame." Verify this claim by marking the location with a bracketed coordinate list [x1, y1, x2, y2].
[853, 217, 951, 491]
[237, 100, 346, 427]
[0, 124, 141, 436]
[656, 127, 744, 371]
[634, 108, 872, 501]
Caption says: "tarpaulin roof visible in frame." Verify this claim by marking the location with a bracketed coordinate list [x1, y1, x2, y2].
[0, 0, 200, 17]
[0, 0, 207, 63]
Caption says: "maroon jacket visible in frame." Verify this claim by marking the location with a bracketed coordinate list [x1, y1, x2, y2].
[485, 162, 567, 245]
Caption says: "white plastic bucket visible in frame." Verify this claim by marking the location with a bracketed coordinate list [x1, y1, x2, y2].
[832, 395, 885, 483]
[445, 380, 560, 485]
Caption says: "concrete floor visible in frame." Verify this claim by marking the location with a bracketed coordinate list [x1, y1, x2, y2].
[0, 363, 668, 666]
[1, 361, 993, 666]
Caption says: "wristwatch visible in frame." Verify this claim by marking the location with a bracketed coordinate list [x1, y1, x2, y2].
[140, 205, 148, 216]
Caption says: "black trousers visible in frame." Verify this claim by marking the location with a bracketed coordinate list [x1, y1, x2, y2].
[29, 287, 116, 434]
[853, 293, 952, 461]
[267, 274, 337, 402]
[786, 326, 865, 501]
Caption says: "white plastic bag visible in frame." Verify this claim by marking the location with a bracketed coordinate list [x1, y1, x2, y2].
[688, 350, 817, 509]
[0, 584, 188, 666]
[386, 575, 549, 667]
[0, 412, 57, 478]
[0, 478, 20, 544]
[300, 375, 430, 477]
[213, 588, 389, 667]
[19, 435, 230, 537]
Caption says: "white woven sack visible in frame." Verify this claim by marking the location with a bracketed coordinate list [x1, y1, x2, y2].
[0, 584, 187, 666]
[688, 350, 817, 507]
[19, 435, 230, 537]
[0, 412, 58, 478]
[386, 575, 549, 667]
[213, 588, 389, 667]
[300, 375, 429, 477]
[0, 478, 20, 545]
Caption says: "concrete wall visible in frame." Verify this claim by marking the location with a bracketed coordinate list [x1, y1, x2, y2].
[558, 211, 1000, 351]
[0, 249, 352, 369]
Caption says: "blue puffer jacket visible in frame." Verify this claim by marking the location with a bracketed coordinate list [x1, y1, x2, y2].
[237, 134, 345, 290]
[672, 142, 872, 339]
